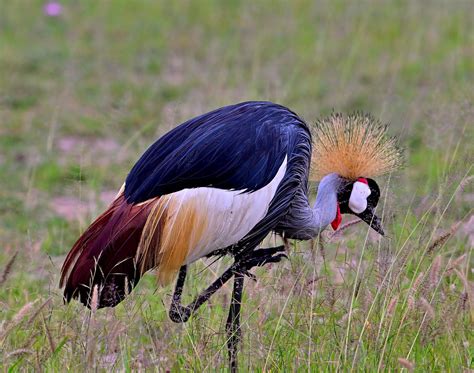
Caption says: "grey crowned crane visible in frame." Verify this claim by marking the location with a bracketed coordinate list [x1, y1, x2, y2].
[60, 101, 401, 371]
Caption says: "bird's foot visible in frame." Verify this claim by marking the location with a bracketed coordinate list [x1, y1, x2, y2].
[235, 245, 287, 278]
[169, 303, 192, 323]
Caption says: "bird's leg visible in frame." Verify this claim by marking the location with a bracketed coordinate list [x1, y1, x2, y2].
[168, 245, 287, 323]
[224, 246, 286, 372]
[169, 263, 236, 323]
[226, 272, 244, 373]
[168, 265, 188, 322]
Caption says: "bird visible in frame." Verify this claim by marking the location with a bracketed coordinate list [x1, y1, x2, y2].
[59, 101, 401, 371]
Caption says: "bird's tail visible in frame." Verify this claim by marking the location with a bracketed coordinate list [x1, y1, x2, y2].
[59, 191, 156, 308]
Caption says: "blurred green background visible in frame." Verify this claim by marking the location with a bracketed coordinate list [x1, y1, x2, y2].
[0, 0, 472, 371]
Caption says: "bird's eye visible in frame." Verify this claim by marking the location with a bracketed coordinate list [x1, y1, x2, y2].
[348, 181, 371, 214]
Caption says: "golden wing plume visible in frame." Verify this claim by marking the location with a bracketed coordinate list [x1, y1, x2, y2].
[310, 113, 402, 181]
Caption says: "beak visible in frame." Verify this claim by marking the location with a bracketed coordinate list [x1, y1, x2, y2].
[358, 207, 384, 236]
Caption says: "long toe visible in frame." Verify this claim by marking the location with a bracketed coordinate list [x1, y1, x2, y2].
[250, 245, 286, 260]
[259, 245, 286, 255]
[240, 247, 288, 269]
[262, 252, 288, 265]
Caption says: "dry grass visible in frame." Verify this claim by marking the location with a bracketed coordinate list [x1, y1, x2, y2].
[0, 0, 473, 371]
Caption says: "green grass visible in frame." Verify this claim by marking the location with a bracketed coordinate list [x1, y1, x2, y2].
[0, 0, 473, 371]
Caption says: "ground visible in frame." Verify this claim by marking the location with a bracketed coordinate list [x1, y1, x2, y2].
[0, 0, 473, 371]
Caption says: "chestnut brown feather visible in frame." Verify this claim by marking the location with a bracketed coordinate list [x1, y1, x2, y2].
[60, 193, 155, 308]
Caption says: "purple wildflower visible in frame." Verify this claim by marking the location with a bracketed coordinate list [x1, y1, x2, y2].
[43, 2, 62, 17]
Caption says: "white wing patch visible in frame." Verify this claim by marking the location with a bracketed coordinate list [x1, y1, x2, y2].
[348, 181, 371, 214]
[135, 156, 288, 285]
[181, 156, 288, 263]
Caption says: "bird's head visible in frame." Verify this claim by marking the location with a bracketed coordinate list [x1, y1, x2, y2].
[333, 176, 384, 235]
[310, 113, 403, 236]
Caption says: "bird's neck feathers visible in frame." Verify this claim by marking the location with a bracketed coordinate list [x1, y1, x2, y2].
[278, 173, 341, 240]
[310, 173, 341, 233]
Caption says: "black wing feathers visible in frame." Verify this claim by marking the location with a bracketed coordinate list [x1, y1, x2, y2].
[125, 101, 305, 203]
[236, 126, 312, 253]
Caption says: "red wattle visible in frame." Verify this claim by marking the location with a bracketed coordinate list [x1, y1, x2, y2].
[331, 203, 342, 230]
[357, 177, 368, 185]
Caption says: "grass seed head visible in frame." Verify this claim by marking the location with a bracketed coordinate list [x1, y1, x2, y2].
[427, 221, 461, 254]
[0, 252, 18, 287]
[90, 285, 99, 312]
[398, 357, 415, 371]
[419, 297, 435, 319]
[387, 295, 399, 317]
[429, 255, 442, 289]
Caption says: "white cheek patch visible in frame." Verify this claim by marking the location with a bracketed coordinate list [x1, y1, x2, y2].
[349, 181, 371, 214]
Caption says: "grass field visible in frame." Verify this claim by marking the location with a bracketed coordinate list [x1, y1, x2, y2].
[1, 0, 473, 371]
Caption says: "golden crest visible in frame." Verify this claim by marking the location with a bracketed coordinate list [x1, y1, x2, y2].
[310, 113, 402, 181]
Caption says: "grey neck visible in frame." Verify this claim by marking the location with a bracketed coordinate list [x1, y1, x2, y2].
[275, 173, 341, 240]
[310, 173, 340, 234]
